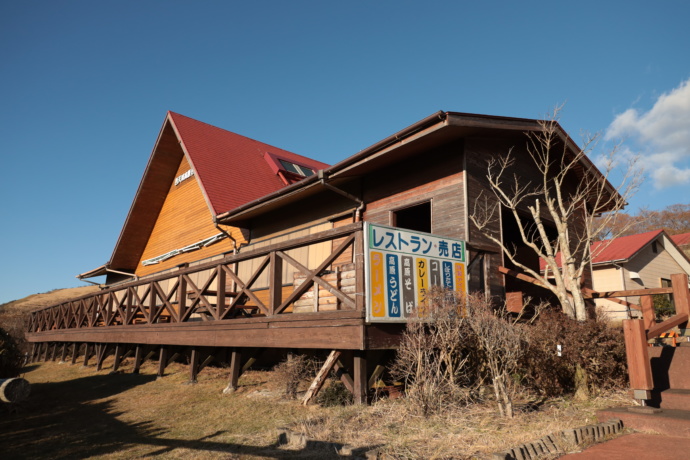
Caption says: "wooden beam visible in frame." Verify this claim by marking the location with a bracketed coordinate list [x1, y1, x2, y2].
[223, 348, 243, 394]
[112, 344, 123, 373]
[647, 313, 689, 340]
[671, 273, 690, 326]
[60, 343, 68, 363]
[303, 350, 341, 405]
[641, 295, 655, 330]
[188, 347, 199, 384]
[582, 287, 641, 311]
[133, 345, 144, 374]
[333, 360, 354, 394]
[26, 313, 366, 350]
[497, 266, 551, 290]
[96, 343, 109, 371]
[269, 252, 283, 315]
[353, 350, 368, 405]
[368, 365, 386, 389]
[157, 346, 168, 378]
[83, 343, 92, 366]
[623, 319, 653, 391]
[71, 342, 80, 365]
[586, 287, 673, 299]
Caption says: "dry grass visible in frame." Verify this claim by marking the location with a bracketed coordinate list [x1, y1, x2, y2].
[0, 285, 99, 314]
[1, 357, 633, 459]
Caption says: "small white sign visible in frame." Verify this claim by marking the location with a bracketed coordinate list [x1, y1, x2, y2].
[174, 169, 195, 186]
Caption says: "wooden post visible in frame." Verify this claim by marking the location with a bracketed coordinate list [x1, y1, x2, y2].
[353, 350, 368, 405]
[188, 347, 199, 384]
[96, 343, 108, 371]
[623, 319, 653, 400]
[83, 343, 92, 367]
[29, 343, 37, 364]
[112, 344, 123, 373]
[71, 342, 81, 365]
[178, 269, 187, 323]
[157, 346, 168, 378]
[50, 342, 58, 361]
[354, 230, 365, 311]
[671, 273, 690, 327]
[223, 348, 242, 394]
[60, 343, 68, 363]
[133, 345, 144, 374]
[268, 252, 282, 315]
[641, 295, 655, 330]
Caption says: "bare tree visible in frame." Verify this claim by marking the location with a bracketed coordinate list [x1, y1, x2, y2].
[471, 107, 642, 321]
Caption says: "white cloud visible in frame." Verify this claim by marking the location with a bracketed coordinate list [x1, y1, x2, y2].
[606, 78, 690, 189]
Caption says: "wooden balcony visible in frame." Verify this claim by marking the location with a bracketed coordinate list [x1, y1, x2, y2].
[26, 222, 369, 350]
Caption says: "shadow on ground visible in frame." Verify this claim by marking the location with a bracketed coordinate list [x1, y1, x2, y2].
[0, 364, 374, 459]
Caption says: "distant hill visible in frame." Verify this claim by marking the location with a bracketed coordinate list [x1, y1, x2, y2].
[0, 285, 100, 314]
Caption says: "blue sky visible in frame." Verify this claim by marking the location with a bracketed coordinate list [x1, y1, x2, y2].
[1, 1, 689, 304]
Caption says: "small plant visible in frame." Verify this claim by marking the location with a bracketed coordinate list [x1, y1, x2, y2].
[653, 294, 675, 320]
[0, 327, 23, 378]
[464, 294, 528, 418]
[316, 380, 353, 407]
[390, 287, 475, 416]
[274, 354, 315, 400]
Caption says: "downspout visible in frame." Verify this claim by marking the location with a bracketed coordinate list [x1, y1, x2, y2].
[214, 219, 239, 254]
[317, 170, 365, 222]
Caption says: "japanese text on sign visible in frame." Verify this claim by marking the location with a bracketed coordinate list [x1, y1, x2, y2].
[365, 223, 467, 322]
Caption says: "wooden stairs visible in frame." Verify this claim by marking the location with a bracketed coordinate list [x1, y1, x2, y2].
[598, 345, 690, 438]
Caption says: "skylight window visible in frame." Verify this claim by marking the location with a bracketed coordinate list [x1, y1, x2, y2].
[279, 159, 314, 177]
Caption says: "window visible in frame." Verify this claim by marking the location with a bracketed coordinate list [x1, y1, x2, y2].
[392, 202, 432, 233]
[279, 159, 314, 177]
[652, 241, 658, 253]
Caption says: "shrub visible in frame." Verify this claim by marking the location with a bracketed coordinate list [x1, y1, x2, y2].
[274, 354, 315, 400]
[521, 309, 627, 397]
[0, 327, 23, 378]
[316, 380, 353, 407]
[390, 287, 476, 416]
[391, 289, 527, 417]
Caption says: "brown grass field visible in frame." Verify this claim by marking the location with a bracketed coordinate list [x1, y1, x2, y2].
[1, 288, 632, 458]
[1, 355, 632, 459]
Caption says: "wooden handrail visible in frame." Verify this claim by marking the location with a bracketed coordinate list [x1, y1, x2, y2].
[647, 313, 690, 340]
[27, 223, 365, 333]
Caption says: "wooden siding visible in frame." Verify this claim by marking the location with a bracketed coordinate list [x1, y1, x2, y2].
[236, 222, 334, 288]
[464, 138, 508, 297]
[628, 240, 686, 289]
[363, 141, 465, 239]
[135, 155, 247, 277]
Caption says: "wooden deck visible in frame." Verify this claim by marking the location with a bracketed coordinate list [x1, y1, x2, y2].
[26, 223, 369, 351]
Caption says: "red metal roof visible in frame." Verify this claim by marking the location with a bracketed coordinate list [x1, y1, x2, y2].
[671, 232, 690, 247]
[590, 229, 665, 265]
[539, 229, 666, 271]
[168, 112, 329, 215]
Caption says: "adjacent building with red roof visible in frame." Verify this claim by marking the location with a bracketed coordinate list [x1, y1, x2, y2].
[590, 230, 690, 320]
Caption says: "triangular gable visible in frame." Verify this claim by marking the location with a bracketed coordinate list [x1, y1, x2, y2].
[103, 112, 329, 275]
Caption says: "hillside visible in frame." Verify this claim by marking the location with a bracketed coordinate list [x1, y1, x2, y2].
[0, 285, 100, 314]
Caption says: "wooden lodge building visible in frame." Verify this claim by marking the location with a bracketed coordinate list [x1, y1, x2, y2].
[25, 110, 616, 402]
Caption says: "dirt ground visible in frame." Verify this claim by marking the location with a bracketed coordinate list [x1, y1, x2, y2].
[0, 357, 633, 459]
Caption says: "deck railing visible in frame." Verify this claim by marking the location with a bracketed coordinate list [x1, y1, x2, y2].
[28, 222, 365, 334]
[588, 273, 690, 400]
